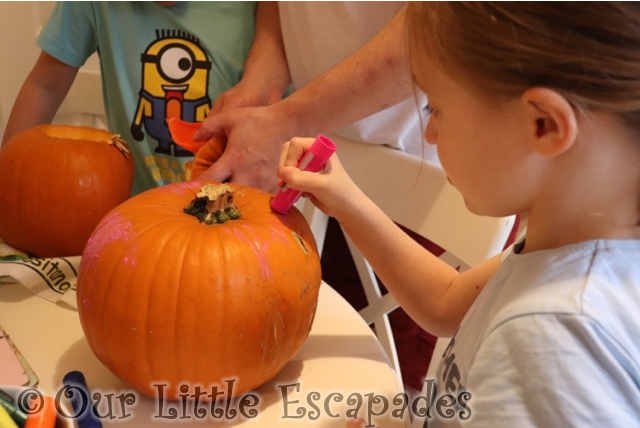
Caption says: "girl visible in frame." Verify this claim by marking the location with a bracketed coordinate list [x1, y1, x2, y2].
[280, 2, 640, 427]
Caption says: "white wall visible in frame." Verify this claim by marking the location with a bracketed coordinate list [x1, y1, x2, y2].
[0, 1, 105, 139]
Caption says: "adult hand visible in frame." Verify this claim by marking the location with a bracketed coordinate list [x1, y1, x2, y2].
[194, 106, 292, 192]
[211, 77, 283, 115]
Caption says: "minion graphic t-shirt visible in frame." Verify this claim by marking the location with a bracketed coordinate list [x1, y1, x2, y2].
[37, 2, 256, 195]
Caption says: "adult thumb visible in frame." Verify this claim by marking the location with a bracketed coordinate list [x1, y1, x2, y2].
[193, 113, 228, 142]
[197, 156, 232, 183]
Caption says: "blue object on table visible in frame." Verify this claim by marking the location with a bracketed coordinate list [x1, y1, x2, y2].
[62, 370, 103, 428]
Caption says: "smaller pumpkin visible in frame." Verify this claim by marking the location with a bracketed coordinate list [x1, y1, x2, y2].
[0, 125, 134, 257]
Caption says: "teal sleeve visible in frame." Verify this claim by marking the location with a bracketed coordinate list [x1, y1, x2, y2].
[36, 1, 98, 68]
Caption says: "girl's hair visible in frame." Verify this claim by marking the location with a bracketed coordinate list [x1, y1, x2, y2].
[406, 2, 640, 130]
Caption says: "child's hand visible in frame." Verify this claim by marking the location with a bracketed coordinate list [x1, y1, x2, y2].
[278, 137, 365, 221]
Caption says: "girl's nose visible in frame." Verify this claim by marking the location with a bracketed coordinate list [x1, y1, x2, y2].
[423, 123, 437, 145]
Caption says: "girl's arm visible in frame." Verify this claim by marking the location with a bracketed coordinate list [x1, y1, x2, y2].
[2, 51, 78, 145]
[279, 138, 502, 337]
[338, 183, 502, 337]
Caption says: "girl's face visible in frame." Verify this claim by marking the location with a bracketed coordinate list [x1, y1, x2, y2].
[413, 53, 543, 217]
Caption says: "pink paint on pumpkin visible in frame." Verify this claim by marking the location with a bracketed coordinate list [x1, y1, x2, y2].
[269, 224, 291, 243]
[122, 255, 137, 267]
[156, 181, 206, 195]
[232, 225, 272, 280]
[80, 211, 137, 275]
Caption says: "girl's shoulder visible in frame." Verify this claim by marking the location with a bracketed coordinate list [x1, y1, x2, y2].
[477, 238, 640, 348]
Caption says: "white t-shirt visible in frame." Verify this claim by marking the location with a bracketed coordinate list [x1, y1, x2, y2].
[278, 2, 436, 162]
[414, 239, 640, 427]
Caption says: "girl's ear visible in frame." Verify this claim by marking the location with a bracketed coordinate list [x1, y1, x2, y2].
[521, 88, 578, 157]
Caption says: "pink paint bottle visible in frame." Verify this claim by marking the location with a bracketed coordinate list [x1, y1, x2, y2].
[271, 135, 336, 214]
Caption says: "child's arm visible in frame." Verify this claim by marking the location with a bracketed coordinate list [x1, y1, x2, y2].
[211, 1, 290, 113]
[2, 52, 79, 145]
[279, 138, 503, 337]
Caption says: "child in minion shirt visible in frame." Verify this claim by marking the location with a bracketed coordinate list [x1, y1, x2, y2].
[4, 2, 259, 195]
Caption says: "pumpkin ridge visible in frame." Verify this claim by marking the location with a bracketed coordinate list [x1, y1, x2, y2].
[212, 224, 229, 383]
[174, 221, 215, 390]
[107, 217, 188, 390]
[61, 147, 73, 251]
[143, 221, 190, 389]
[84, 143, 96, 217]
[171, 223, 199, 390]
[92, 232, 138, 373]
[79, 213, 133, 346]
[222, 224, 258, 384]
[23, 141, 42, 246]
[92, 216, 181, 374]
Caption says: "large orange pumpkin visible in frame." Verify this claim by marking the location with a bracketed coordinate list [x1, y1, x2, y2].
[0, 125, 134, 257]
[77, 180, 321, 400]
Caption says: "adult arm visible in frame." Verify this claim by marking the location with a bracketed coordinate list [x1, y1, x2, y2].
[2, 51, 78, 145]
[211, 1, 290, 113]
[195, 5, 413, 191]
[269, 4, 413, 137]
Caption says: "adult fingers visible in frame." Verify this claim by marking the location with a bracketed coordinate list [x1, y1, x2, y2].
[197, 157, 233, 184]
[193, 112, 229, 141]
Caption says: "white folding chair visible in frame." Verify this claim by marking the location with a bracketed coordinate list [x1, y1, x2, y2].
[302, 134, 515, 384]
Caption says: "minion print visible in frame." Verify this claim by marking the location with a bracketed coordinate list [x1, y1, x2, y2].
[131, 30, 211, 157]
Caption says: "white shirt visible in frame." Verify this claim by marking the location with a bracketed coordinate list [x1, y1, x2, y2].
[414, 239, 640, 427]
[278, 2, 435, 161]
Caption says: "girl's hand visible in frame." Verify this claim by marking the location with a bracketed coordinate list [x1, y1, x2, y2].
[277, 137, 365, 221]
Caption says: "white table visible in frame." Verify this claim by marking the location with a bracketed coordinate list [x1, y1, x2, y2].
[0, 281, 407, 427]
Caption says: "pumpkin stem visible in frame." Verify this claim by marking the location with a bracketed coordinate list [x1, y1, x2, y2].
[184, 184, 241, 224]
[107, 134, 131, 159]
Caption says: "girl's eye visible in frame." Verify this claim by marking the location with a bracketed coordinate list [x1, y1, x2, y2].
[423, 103, 438, 116]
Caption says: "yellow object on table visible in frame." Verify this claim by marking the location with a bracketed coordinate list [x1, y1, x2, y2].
[0, 402, 18, 428]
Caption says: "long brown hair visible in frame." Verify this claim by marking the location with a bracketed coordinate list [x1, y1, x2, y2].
[406, 2, 640, 130]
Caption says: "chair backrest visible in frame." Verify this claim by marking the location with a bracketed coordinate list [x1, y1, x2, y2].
[301, 134, 516, 383]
